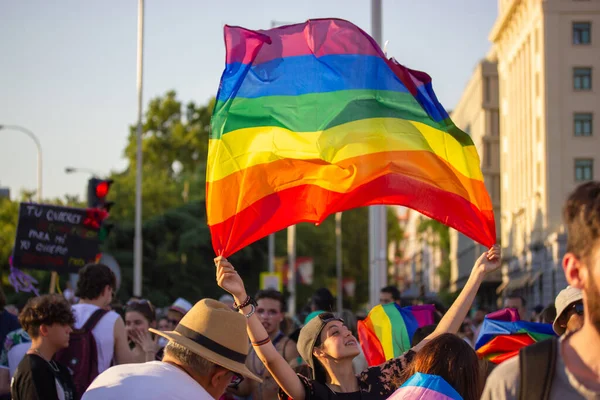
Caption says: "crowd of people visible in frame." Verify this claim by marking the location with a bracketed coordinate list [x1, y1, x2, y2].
[0, 182, 599, 399]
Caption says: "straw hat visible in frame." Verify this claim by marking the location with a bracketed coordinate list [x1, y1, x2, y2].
[150, 299, 261, 382]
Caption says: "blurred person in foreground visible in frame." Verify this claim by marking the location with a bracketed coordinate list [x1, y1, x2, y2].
[10, 295, 76, 400]
[83, 299, 262, 400]
[482, 181, 600, 399]
[215, 244, 500, 400]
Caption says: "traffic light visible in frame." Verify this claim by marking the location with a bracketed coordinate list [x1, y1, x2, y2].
[87, 178, 114, 211]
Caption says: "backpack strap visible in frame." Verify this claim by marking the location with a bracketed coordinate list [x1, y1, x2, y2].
[81, 308, 109, 332]
[518, 337, 558, 400]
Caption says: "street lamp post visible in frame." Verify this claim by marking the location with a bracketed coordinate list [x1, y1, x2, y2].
[65, 167, 101, 177]
[0, 125, 42, 202]
[133, 0, 145, 297]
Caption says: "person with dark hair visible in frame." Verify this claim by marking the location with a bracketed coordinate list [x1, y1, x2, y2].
[540, 303, 557, 324]
[70, 264, 135, 376]
[483, 181, 600, 399]
[311, 288, 335, 313]
[10, 294, 76, 400]
[411, 324, 437, 347]
[0, 286, 20, 359]
[504, 294, 528, 321]
[380, 286, 402, 306]
[229, 289, 299, 400]
[0, 286, 21, 398]
[215, 244, 501, 400]
[125, 299, 161, 362]
[392, 333, 484, 400]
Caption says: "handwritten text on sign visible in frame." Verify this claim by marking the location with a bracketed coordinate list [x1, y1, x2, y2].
[12, 203, 103, 273]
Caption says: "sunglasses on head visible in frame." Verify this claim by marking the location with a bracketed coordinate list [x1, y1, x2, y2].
[228, 373, 245, 389]
[317, 313, 344, 324]
[126, 299, 155, 313]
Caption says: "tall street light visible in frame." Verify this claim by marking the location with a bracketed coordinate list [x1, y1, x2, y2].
[0, 124, 42, 202]
[134, 0, 145, 297]
[65, 167, 101, 177]
[369, 0, 388, 308]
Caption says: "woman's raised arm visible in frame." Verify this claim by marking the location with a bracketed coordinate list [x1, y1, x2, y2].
[216, 257, 306, 400]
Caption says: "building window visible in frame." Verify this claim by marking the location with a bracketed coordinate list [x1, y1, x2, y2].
[574, 113, 593, 136]
[485, 141, 492, 167]
[575, 159, 594, 181]
[464, 124, 471, 135]
[574, 67, 592, 90]
[491, 110, 499, 136]
[485, 77, 491, 102]
[573, 22, 591, 45]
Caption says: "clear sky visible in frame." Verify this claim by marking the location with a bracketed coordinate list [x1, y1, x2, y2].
[0, 0, 498, 200]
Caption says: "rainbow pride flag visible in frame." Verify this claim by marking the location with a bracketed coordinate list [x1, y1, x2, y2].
[475, 309, 556, 364]
[357, 303, 435, 366]
[208, 18, 496, 257]
[388, 373, 463, 400]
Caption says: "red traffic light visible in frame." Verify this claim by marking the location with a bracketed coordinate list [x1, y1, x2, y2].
[95, 181, 110, 198]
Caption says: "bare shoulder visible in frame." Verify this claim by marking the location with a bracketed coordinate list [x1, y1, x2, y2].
[481, 356, 520, 400]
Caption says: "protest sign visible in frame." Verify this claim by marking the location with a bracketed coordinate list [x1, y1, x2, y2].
[12, 203, 106, 273]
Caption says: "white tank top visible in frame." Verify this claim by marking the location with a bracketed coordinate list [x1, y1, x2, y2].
[72, 304, 120, 373]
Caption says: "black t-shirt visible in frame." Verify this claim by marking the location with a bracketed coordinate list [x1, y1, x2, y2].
[279, 350, 416, 400]
[11, 354, 76, 400]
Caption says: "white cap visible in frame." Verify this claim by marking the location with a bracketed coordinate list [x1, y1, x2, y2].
[553, 286, 583, 335]
[169, 297, 193, 315]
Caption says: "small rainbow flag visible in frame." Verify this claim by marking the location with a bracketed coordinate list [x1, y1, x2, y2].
[388, 373, 463, 400]
[357, 303, 435, 366]
[207, 18, 496, 257]
[475, 309, 556, 364]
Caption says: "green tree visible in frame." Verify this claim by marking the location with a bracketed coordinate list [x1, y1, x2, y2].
[109, 91, 214, 224]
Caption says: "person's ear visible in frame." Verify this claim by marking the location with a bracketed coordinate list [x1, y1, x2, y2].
[39, 324, 49, 337]
[563, 253, 586, 290]
[210, 367, 230, 388]
[313, 344, 326, 359]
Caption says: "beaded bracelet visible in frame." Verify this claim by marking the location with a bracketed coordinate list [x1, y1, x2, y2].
[234, 295, 252, 310]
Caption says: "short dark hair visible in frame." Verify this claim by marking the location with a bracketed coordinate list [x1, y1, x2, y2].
[381, 286, 401, 301]
[411, 324, 437, 347]
[256, 289, 286, 312]
[19, 294, 75, 338]
[311, 288, 334, 312]
[76, 263, 116, 300]
[563, 181, 600, 262]
[540, 303, 557, 324]
[125, 299, 156, 323]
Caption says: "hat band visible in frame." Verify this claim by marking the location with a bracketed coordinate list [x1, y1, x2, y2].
[175, 325, 246, 364]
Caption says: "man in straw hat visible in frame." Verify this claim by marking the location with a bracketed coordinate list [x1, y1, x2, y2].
[82, 299, 261, 400]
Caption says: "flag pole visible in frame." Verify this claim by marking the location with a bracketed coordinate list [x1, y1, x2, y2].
[287, 225, 296, 317]
[369, 0, 387, 308]
[336, 212, 343, 313]
[133, 0, 144, 297]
